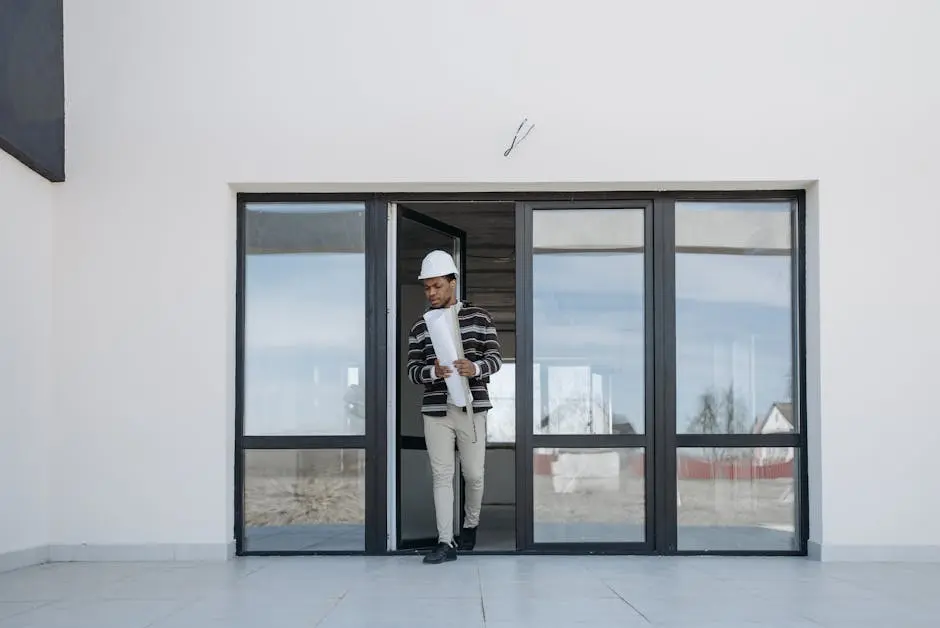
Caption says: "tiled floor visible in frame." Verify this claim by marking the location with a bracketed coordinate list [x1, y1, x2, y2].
[1, 555, 938, 627]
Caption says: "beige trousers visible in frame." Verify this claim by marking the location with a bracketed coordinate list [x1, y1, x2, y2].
[423, 405, 487, 545]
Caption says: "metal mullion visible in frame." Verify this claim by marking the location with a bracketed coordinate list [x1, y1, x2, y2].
[652, 198, 678, 553]
[519, 200, 652, 211]
[364, 198, 388, 554]
[485, 443, 516, 450]
[244, 550, 369, 557]
[674, 549, 802, 557]
[242, 436, 367, 450]
[234, 196, 247, 556]
[515, 202, 534, 550]
[675, 433, 800, 449]
[531, 435, 647, 449]
[795, 192, 810, 553]
[236, 191, 803, 206]
[526, 542, 650, 554]
[399, 435, 426, 450]
[643, 200, 657, 551]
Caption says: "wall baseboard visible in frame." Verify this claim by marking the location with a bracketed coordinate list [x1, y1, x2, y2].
[48, 541, 235, 562]
[809, 540, 940, 562]
[9, 540, 939, 565]
[0, 545, 50, 573]
[0, 542, 233, 571]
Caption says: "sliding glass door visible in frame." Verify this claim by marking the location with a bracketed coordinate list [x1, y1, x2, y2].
[672, 200, 802, 552]
[235, 198, 389, 555]
[233, 191, 806, 557]
[516, 195, 805, 555]
[516, 202, 654, 551]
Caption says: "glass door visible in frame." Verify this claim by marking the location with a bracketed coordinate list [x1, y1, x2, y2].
[396, 207, 467, 550]
[516, 202, 654, 551]
[671, 199, 802, 552]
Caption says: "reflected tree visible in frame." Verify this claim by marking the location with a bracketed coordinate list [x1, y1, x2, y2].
[688, 390, 720, 434]
[687, 384, 750, 460]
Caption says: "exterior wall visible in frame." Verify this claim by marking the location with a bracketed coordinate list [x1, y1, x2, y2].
[57, 0, 940, 559]
[0, 151, 53, 570]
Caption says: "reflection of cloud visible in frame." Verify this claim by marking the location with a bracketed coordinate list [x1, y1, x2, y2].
[676, 254, 790, 308]
[535, 251, 791, 308]
[245, 253, 364, 350]
[247, 296, 364, 350]
[534, 322, 643, 358]
[535, 254, 644, 296]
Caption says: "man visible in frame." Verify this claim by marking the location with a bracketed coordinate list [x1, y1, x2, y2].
[407, 250, 502, 564]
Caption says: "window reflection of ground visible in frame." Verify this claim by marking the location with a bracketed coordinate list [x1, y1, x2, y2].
[244, 450, 365, 527]
[486, 363, 517, 442]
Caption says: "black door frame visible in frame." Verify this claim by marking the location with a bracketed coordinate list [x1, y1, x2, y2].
[515, 200, 656, 553]
[395, 205, 468, 550]
[234, 190, 808, 557]
[234, 197, 389, 555]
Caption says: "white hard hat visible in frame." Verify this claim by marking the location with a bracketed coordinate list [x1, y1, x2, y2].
[418, 250, 459, 280]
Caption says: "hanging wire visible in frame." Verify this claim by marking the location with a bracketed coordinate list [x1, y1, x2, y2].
[503, 117, 535, 157]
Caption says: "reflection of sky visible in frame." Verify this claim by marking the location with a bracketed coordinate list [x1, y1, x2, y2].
[534, 253, 645, 431]
[244, 207, 794, 438]
[532, 251, 792, 433]
[244, 251, 365, 435]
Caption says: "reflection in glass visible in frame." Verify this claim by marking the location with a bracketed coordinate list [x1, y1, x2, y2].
[533, 448, 645, 543]
[487, 362, 516, 442]
[532, 209, 645, 436]
[677, 447, 797, 551]
[675, 201, 794, 435]
[244, 202, 366, 436]
[243, 449, 365, 551]
[397, 216, 461, 439]
[399, 448, 439, 544]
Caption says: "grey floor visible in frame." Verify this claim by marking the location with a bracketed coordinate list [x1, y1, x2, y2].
[2, 556, 939, 627]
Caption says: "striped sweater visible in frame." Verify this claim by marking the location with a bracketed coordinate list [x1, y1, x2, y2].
[407, 302, 502, 417]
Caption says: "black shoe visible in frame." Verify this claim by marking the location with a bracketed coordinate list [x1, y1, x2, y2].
[422, 542, 457, 564]
[457, 526, 477, 551]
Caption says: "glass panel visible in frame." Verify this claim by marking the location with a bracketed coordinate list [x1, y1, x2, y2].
[397, 213, 463, 548]
[244, 202, 366, 436]
[398, 216, 461, 439]
[487, 362, 516, 442]
[533, 447, 645, 543]
[480, 448, 516, 550]
[243, 449, 365, 551]
[675, 201, 795, 435]
[399, 448, 440, 545]
[677, 447, 798, 551]
[532, 209, 645, 436]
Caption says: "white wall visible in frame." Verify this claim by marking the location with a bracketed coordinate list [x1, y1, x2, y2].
[0, 151, 53, 567]
[58, 0, 940, 559]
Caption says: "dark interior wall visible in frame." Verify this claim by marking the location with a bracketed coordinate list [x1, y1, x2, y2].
[0, 0, 64, 182]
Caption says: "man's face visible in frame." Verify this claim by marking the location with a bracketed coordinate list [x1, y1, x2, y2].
[423, 275, 456, 308]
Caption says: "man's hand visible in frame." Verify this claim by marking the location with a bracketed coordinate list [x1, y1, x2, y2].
[434, 359, 453, 379]
[453, 359, 476, 377]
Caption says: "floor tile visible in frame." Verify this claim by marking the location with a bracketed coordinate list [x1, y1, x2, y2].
[0, 603, 49, 622]
[482, 594, 645, 625]
[149, 595, 338, 628]
[0, 599, 185, 628]
[317, 595, 484, 627]
[0, 563, 150, 602]
[0, 556, 937, 627]
[481, 577, 617, 599]
[653, 622, 818, 628]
